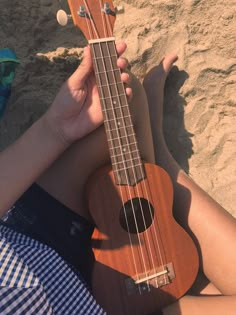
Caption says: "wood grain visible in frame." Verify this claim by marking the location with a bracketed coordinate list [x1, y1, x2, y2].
[86, 163, 199, 314]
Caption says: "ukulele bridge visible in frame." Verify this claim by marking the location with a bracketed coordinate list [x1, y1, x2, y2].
[125, 262, 175, 295]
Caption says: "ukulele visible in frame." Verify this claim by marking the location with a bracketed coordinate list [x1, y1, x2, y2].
[67, 1, 199, 314]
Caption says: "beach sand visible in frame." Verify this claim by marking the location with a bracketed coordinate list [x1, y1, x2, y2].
[0, 0, 235, 216]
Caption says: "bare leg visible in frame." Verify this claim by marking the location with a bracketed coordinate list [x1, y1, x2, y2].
[143, 56, 236, 314]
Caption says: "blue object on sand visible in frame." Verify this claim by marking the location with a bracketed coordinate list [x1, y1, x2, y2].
[0, 48, 20, 118]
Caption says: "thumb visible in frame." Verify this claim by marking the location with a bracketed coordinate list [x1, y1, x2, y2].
[67, 46, 93, 88]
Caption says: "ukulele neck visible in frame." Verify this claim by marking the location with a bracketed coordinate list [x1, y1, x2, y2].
[90, 38, 145, 186]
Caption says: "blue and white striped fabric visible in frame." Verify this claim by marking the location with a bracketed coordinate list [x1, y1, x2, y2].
[0, 223, 105, 315]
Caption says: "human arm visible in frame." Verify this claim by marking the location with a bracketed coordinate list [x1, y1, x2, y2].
[0, 43, 130, 218]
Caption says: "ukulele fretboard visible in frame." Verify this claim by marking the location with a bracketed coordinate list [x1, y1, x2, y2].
[90, 39, 145, 186]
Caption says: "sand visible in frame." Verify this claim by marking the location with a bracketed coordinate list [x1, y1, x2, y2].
[0, 0, 235, 216]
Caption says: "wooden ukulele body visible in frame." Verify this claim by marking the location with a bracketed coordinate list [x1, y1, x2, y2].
[66, 2, 199, 313]
[87, 162, 199, 314]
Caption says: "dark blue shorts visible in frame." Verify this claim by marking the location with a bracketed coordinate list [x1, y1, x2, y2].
[2, 183, 94, 283]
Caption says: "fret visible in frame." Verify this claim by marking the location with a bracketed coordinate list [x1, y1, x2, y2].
[104, 116, 132, 125]
[94, 72, 122, 89]
[91, 40, 145, 185]
[108, 141, 138, 152]
[95, 68, 121, 75]
[106, 124, 134, 132]
[110, 149, 140, 160]
[108, 137, 136, 146]
[93, 60, 120, 72]
[104, 114, 132, 122]
[103, 119, 132, 133]
[114, 169, 145, 186]
[105, 125, 132, 136]
[101, 101, 129, 113]
[113, 163, 143, 173]
[107, 133, 136, 142]
[101, 104, 129, 111]
[111, 156, 141, 166]
[102, 110, 130, 120]
[91, 40, 117, 57]
[99, 88, 126, 101]
[98, 81, 123, 89]
[109, 141, 139, 152]
[108, 139, 137, 150]
[101, 93, 126, 101]
[93, 54, 118, 60]
[95, 58, 118, 72]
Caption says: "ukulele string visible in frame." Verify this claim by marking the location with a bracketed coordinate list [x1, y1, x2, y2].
[138, 168, 167, 280]
[97, 0, 148, 291]
[106, 9, 168, 282]
[83, 0, 99, 39]
[82, 0, 167, 289]
[108, 40, 166, 289]
[99, 0, 153, 284]
[100, 0, 110, 38]
[142, 0, 170, 283]
[104, 1, 113, 37]
[98, 0, 167, 288]
[101, 3, 166, 287]
[107, 39, 158, 288]
[83, 0, 141, 287]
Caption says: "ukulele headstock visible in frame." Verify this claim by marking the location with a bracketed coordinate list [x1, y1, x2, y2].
[67, 0, 116, 41]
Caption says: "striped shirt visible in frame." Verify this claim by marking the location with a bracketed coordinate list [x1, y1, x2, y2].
[0, 223, 105, 315]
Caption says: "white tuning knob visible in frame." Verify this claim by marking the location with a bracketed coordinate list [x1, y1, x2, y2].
[115, 5, 124, 14]
[56, 9, 71, 26]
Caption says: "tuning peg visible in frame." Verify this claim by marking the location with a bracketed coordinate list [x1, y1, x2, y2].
[115, 5, 124, 14]
[56, 9, 71, 26]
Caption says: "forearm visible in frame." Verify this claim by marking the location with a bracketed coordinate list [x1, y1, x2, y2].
[0, 115, 68, 218]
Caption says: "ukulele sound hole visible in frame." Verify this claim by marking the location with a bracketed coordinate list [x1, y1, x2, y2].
[119, 198, 154, 234]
